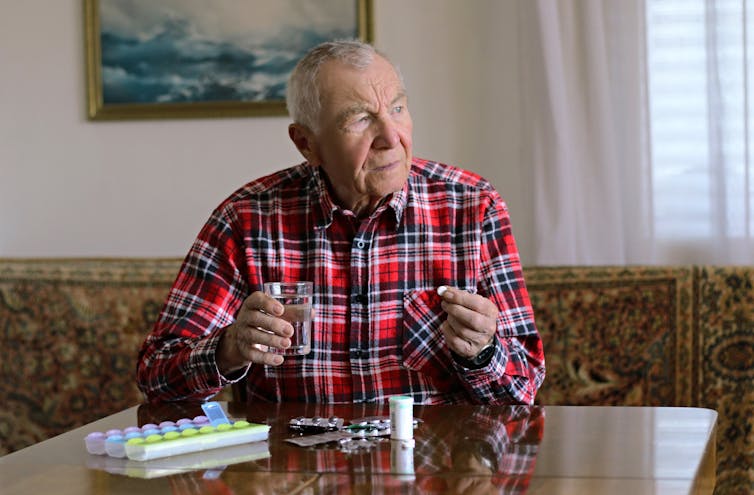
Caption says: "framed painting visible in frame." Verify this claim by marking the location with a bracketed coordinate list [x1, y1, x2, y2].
[84, 0, 373, 120]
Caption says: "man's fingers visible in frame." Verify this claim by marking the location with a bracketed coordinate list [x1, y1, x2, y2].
[440, 322, 478, 358]
[443, 304, 490, 335]
[244, 291, 285, 317]
[437, 286, 497, 318]
[234, 332, 286, 366]
[238, 292, 294, 338]
[243, 310, 294, 338]
[238, 325, 291, 353]
[437, 286, 498, 359]
[442, 318, 487, 347]
[248, 344, 285, 367]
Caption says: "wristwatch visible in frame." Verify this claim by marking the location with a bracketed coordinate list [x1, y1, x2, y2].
[452, 337, 498, 370]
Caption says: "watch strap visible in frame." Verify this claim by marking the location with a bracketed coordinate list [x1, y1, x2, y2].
[452, 337, 498, 370]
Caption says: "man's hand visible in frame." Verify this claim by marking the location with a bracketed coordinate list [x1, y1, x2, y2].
[437, 286, 498, 359]
[217, 291, 294, 374]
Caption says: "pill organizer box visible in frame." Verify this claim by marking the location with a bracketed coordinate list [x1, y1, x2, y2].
[85, 414, 270, 462]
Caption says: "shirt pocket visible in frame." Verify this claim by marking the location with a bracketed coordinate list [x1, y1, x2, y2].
[402, 289, 454, 379]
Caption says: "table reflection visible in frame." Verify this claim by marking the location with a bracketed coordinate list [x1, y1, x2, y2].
[126, 401, 545, 494]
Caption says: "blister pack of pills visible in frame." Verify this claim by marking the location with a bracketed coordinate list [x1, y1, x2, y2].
[288, 416, 345, 433]
[284, 430, 356, 447]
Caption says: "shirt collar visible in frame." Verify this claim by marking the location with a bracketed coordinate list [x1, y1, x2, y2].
[310, 165, 338, 230]
[309, 163, 411, 231]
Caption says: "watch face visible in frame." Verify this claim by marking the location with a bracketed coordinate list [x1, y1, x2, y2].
[473, 344, 495, 365]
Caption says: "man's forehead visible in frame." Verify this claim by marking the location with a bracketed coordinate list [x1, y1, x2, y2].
[319, 58, 404, 107]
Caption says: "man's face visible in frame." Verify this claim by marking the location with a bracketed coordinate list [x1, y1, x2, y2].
[302, 55, 413, 216]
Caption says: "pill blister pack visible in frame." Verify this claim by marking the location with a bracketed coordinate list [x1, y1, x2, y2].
[288, 416, 345, 433]
[284, 430, 357, 447]
[284, 415, 416, 449]
[346, 416, 392, 436]
[284, 415, 390, 449]
[85, 403, 270, 462]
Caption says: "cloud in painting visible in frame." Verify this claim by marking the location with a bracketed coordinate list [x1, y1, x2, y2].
[98, 0, 358, 104]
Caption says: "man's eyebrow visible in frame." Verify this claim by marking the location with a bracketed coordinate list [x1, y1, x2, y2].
[336, 104, 369, 126]
[392, 91, 408, 105]
[335, 91, 409, 127]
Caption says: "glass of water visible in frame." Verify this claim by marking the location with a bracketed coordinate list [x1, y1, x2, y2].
[263, 281, 313, 355]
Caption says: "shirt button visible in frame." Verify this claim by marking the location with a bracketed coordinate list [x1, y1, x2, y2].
[350, 349, 366, 359]
[356, 240, 366, 249]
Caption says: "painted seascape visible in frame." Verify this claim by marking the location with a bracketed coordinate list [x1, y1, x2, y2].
[99, 0, 358, 104]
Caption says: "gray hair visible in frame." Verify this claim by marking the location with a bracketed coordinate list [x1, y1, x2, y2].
[286, 39, 404, 132]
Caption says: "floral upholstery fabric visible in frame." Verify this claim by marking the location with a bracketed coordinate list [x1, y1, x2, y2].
[525, 266, 695, 407]
[525, 265, 754, 495]
[1, 259, 752, 494]
[0, 259, 179, 455]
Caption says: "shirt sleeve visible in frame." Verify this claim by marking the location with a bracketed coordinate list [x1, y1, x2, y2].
[136, 204, 251, 402]
[453, 192, 546, 405]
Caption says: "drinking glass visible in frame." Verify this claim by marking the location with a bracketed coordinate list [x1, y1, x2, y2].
[263, 281, 313, 355]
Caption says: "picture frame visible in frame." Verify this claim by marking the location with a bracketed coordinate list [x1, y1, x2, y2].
[84, 0, 373, 120]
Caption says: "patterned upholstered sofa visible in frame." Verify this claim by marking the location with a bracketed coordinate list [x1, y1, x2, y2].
[1, 259, 752, 493]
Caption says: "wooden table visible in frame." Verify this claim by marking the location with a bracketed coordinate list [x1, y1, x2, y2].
[0, 402, 716, 494]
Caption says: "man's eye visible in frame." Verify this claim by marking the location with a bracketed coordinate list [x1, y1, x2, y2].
[393, 105, 403, 114]
[345, 115, 370, 131]
[351, 115, 370, 126]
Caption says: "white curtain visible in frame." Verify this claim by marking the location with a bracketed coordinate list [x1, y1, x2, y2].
[520, 0, 754, 265]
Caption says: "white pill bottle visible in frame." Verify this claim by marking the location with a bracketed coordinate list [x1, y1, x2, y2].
[389, 395, 414, 440]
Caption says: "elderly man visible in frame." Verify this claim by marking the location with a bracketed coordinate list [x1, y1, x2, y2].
[137, 40, 545, 405]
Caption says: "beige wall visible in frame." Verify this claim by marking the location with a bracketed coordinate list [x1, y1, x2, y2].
[0, 0, 534, 262]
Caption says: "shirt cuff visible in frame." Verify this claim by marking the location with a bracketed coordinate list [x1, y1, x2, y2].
[452, 337, 506, 380]
[190, 328, 252, 389]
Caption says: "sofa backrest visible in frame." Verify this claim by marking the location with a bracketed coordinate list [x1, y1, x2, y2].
[524, 265, 696, 407]
[0, 258, 180, 455]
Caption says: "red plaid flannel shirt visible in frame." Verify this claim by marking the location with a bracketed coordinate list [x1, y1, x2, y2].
[137, 158, 545, 404]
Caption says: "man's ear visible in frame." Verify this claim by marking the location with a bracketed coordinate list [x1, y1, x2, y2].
[288, 123, 321, 165]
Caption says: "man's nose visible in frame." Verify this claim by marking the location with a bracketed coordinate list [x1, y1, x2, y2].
[372, 116, 400, 149]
